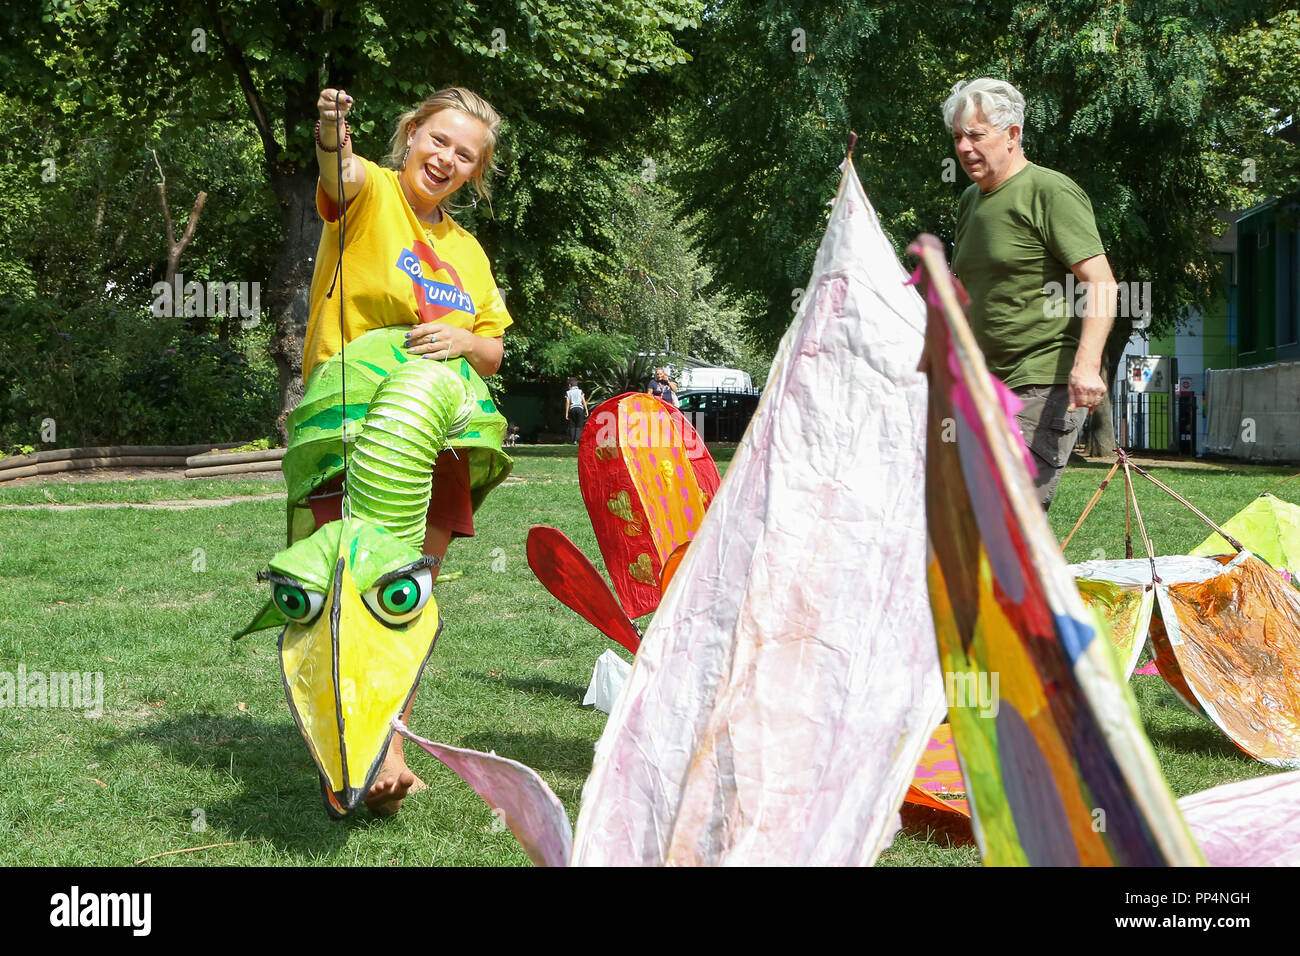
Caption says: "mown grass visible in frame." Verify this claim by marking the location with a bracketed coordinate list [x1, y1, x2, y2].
[0, 476, 285, 506]
[0, 455, 1295, 866]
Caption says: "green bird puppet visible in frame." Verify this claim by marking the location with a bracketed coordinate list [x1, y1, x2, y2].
[236, 326, 511, 817]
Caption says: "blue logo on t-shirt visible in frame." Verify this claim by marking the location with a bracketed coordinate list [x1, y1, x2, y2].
[396, 248, 476, 316]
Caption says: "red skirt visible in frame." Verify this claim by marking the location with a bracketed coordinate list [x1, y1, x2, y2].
[306, 448, 475, 541]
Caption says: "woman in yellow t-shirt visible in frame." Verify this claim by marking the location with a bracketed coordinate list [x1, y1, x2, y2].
[308, 85, 511, 815]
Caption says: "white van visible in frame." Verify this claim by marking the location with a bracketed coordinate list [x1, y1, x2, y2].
[676, 366, 753, 392]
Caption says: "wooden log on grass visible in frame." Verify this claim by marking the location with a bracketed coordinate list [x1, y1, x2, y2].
[0, 443, 242, 469]
[0, 457, 189, 483]
[0, 443, 244, 483]
[184, 448, 285, 468]
[184, 460, 284, 479]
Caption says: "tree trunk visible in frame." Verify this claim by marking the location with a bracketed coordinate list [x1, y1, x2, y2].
[206, 0, 325, 447]
[1087, 318, 1132, 458]
[1086, 357, 1117, 457]
[266, 167, 319, 446]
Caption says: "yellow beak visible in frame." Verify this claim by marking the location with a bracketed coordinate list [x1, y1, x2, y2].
[278, 556, 442, 817]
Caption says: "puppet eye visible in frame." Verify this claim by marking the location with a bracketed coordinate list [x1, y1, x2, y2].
[364, 568, 433, 625]
[273, 583, 325, 623]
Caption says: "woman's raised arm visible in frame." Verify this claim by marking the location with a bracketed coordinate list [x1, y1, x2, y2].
[316, 88, 367, 213]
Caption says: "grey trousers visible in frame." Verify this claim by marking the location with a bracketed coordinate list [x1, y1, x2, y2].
[1013, 383, 1087, 510]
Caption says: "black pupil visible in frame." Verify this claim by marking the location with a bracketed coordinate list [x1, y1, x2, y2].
[384, 579, 417, 612]
[279, 587, 305, 615]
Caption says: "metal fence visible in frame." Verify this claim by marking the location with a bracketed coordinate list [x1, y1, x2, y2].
[1116, 356, 1178, 453]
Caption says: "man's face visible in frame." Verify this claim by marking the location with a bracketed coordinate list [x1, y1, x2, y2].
[951, 106, 1019, 192]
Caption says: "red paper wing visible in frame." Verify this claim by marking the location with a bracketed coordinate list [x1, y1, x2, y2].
[526, 526, 641, 654]
[579, 393, 719, 619]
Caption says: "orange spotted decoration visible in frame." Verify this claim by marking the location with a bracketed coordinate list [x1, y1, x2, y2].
[578, 393, 720, 620]
[527, 392, 720, 651]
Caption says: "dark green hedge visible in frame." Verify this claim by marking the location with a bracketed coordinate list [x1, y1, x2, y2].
[0, 296, 277, 450]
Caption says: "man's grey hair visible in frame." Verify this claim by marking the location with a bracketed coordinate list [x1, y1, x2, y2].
[943, 78, 1026, 133]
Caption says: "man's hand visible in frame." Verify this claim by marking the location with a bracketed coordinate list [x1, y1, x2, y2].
[1067, 364, 1107, 412]
[1067, 253, 1116, 413]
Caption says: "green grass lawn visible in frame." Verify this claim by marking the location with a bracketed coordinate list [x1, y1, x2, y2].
[0, 455, 1295, 866]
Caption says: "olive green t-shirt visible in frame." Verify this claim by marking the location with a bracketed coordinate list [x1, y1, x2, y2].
[952, 163, 1105, 389]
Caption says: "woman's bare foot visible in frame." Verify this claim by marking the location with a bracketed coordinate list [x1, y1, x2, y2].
[365, 751, 427, 817]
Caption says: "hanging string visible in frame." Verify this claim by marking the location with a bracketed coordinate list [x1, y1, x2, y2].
[323, 91, 350, 519]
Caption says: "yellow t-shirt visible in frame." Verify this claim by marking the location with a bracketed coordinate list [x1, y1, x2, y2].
[303, 156, 512, 380]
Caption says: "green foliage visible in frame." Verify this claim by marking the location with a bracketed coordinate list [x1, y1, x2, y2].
[1219, 7, 1300, 201]
[676, 1, 979, 348]
[0, 5, 281, 315]
[677, 0, 1295, 352]
[501, 153, 770, 396]
[538, 330, 636, 398]
[0, 297, 277, 448]
[1, 0, 710, 414]
[9, 0, 1287, 425]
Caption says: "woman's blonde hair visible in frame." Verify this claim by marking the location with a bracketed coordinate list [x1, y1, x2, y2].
[388, 87, 502, 211]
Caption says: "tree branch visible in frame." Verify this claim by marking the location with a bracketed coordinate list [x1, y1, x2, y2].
[151, 148, 207, 296]
[150, 148, 175, 251]
[206, 0, 280, 171]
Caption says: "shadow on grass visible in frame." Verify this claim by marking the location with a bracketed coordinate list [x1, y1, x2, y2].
[456, 730, 595, 777]
[96, 713, 373, 854]
[1142, 719, 1253, 762]
[461, 668, 588, 704]
[1132, 677, 1258, 762]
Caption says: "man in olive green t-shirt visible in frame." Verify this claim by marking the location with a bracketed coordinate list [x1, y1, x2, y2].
[944, 78, 1117, 509]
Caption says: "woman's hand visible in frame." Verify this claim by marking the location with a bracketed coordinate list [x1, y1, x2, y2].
[405, 323, 504, 378]
[316, 88, 365, 213]
[406, 322, 472, 360]
[317, 88, 353, 130]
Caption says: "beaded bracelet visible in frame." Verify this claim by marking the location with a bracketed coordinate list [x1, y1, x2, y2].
[315, 119, 350, 153]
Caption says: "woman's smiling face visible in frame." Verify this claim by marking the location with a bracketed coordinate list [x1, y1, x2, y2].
[401, 108, 488, 218]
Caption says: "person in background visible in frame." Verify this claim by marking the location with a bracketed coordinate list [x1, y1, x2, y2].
[945, 77, 1115, 510]
[648, 367, 679, 408]
[565, 377, 588, 443]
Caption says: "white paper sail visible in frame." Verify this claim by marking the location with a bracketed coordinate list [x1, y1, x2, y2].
[569, 159, 944, 865]
[1179, 770, 1300, 866]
